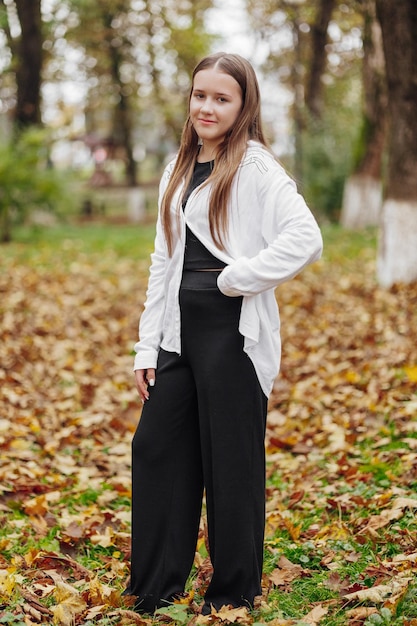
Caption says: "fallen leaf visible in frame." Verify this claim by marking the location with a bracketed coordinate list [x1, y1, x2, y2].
[196, 605, 251, 624]
[269, 556, 308, 587]
[301, 604, 328, 624]
[343, 575, 412, 603]
[345, 607, 378, 619]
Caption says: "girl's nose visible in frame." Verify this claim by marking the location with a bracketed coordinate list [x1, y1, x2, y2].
[201, 98, 214, 113]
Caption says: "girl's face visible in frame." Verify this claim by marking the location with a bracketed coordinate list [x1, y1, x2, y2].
[190, 67, 242, 155]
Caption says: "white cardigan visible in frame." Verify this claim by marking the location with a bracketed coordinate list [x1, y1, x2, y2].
[133, 141, 323, 397]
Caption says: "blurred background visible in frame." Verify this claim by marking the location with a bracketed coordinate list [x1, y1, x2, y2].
[0, 0, 416, 287]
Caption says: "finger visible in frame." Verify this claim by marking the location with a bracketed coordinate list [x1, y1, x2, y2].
[135, 370, 148, 402]
[135, 369, 156, 402]
[143, 368, 156, 400]
[146, 368, 156, 388]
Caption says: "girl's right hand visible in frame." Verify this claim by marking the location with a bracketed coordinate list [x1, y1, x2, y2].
[135, 368, 156, 402]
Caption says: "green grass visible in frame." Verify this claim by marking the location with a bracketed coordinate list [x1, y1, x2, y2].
[320, 224, 377, 262]
[2, 221, 157, 263]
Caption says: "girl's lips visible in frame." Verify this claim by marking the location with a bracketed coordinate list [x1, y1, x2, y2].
[199, 119, 216, 124]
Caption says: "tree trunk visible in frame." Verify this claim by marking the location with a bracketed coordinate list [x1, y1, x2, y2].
[14, 0, 43, 127]
[112, 89, 138, 187]
[1, 205, 12, 243]
[341, 174, 382, 229]
[340, 0, 387, 229]
[291, 15, 304, 183]
[103, 9, 138, 187]
[305, 0, 336, 120]
[375, 0, 417, 286]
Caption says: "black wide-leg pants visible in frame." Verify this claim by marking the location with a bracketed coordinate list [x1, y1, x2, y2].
[126, 271, 268, 613]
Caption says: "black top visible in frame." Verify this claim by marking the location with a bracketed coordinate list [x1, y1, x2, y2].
[182, 160, 226, 271]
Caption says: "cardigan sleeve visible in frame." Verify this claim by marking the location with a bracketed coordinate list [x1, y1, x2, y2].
[217, 166, 323, 297]
[133, 169, 170, 370]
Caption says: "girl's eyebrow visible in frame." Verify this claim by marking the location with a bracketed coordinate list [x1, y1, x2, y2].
[193, 88, 231, 97]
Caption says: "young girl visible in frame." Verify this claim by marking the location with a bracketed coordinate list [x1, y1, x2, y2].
[125, 52, 322, 615]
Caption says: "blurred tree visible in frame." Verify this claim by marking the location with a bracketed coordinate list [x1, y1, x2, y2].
[0, 0, 43, 128]
[147, 0, 215, 147]
[305, 0, 336, 120]
[60, 0, 143, 186]
[375, 0, 417, 286]
[65, 0, 214, 184]
[0, 2, 74, 242]
[245, 0, 363, 219]
[0, 128, 75, 242]
[340, 0, 387, 229]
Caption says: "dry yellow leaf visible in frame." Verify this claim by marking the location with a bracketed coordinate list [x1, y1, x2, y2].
[0, 569, 16, 599]
[404, 365, 417, 383]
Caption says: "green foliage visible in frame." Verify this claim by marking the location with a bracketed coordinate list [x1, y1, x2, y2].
[247, 0, 364, 222]
[301, 100, 362, 222]
[0, 128, 77, 242]
[155, 603, 190, 624]
[364, 608, 392, 625]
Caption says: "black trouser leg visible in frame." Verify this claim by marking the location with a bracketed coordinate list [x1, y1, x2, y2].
[180, 273, 268, 612]
[126, 349, 204, 612]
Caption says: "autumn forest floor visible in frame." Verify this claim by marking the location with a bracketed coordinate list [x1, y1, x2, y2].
[1, 222, 417, 626]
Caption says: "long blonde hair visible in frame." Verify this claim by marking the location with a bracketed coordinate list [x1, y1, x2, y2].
[161, 52, 269, 256]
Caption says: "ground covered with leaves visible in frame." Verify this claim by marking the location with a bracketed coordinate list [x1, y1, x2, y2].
[1, 225, 417, 626]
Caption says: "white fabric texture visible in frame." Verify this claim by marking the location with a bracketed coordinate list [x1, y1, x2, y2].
[133, 141, 323, 397]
